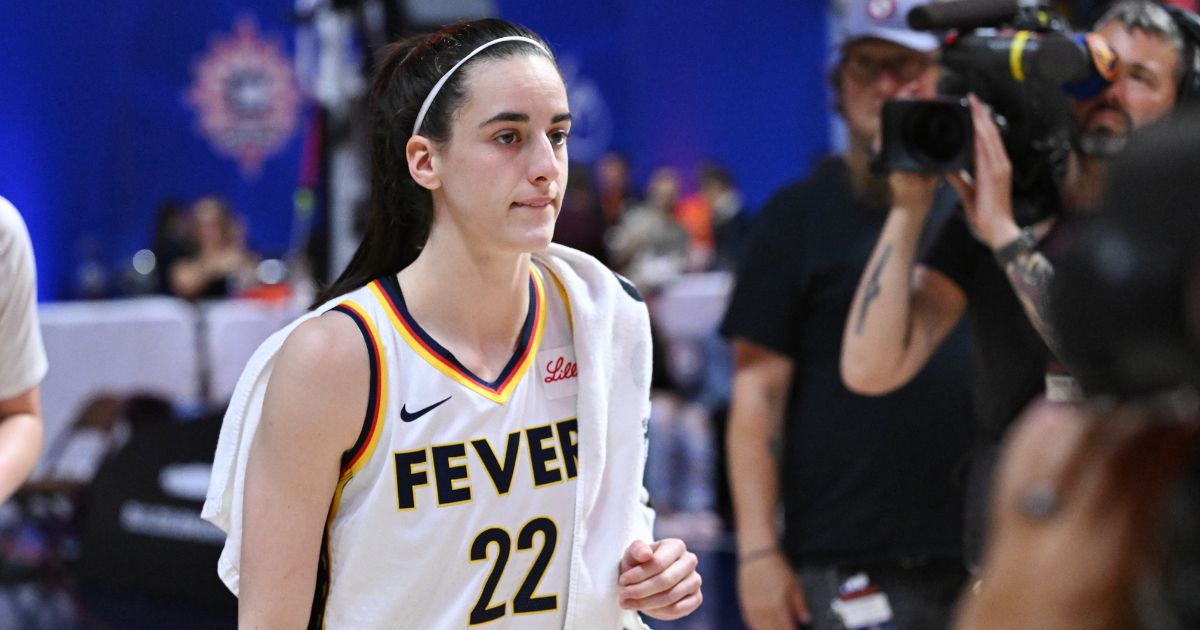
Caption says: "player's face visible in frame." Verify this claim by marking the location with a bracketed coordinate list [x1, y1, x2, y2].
[839, 39, 939, 147]
[432, 54, 570, 255]
[1075, 23, 1180, 136]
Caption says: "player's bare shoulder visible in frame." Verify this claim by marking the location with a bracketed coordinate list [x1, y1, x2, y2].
[279, 312, 367, 380]
[264, 310, 372, 447]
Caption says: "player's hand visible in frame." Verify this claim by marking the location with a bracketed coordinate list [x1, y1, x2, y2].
[946, 94, 1020, 249]
[736, 551, 809, 630]
[618, 538, 702, 620]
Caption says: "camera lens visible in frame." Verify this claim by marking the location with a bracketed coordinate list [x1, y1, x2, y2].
[904, 105, 968, 164]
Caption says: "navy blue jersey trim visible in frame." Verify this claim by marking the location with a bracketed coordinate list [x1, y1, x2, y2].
[330, 304, 381, 471]
[378, 274, 538, 391]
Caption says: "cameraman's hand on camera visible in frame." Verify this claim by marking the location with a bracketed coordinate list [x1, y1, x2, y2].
[946, 94, 1021, 250]
[955, 398, 1199, 630]
[889, 170, 939, 219]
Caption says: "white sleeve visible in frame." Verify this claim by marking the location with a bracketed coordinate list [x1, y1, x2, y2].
[0, 197, 48, 400]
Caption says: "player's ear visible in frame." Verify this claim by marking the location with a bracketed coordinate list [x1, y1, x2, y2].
[407, 136, 440, 190]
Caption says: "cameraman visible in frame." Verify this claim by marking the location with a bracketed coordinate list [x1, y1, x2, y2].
[957, 110, 1200, 630]
[841, 0, 1199, 568]
[722, 1, 975, 628]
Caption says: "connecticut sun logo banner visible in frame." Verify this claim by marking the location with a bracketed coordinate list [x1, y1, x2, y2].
[187, 16, 302, 179]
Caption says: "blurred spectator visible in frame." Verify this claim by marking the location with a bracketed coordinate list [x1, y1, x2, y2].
[674, 165, 715, 268]
[676, 162, 747, 272]
[551, 161, 609, 263]
[149, 199, 196, 295]
[169, 196, 260, 299]
[705, 164, 748, 271]
[595, 152, 639, 230]
[606, 166, 689, 294]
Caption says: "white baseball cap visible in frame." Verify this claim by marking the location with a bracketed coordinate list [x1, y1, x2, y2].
[839, 0, 940, 53]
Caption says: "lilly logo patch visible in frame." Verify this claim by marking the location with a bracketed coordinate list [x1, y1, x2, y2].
[537, 345, 579, 400]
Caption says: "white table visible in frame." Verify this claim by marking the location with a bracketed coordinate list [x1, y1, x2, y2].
[37, 298, 201, 462]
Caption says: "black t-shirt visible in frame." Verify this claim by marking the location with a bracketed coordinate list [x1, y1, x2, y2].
[922, 213, 1052, 441]
[720, 158, 975, 566]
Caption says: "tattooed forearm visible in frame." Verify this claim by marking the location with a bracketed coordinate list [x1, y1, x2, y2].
[1004, 250, 1059, 353]
[855, 243, 894, 335]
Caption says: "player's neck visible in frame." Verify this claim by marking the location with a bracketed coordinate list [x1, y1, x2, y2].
[398, 239, 533, 379]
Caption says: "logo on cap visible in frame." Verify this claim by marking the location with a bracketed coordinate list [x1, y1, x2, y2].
[866, 0, 897, 22]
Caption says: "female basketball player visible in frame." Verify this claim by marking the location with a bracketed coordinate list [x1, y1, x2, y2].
[202, 18, 701, 628]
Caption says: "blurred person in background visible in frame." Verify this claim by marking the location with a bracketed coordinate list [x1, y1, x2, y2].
[169, 195, 261, 299]
[551, 161, 609, 263]
[720, 0, 976, 628]
[605, 166, 693, 516]
[677, 161, 747, 272]
[148, 198, 196, 295]
[0, 196, 47, 502]
[705, 164, 749, 272]
[595, 151, 639, 231]
[606, 166, 690, 295]
[673, 164, 717, 269]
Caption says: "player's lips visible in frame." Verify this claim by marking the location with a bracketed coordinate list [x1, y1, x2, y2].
[513, 197, 554, 208]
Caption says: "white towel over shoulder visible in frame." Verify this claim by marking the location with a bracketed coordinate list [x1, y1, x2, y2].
[202, 244, 655, 629]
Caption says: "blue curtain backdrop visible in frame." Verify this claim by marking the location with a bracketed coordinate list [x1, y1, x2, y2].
[0, 1, 831, 301]
[0, 1, 306, 302]
[498, 0, 833, 204]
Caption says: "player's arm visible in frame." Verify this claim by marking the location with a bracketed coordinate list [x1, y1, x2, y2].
[726, 340, 809, 628]
[0, 386, 43, 502]
[841, 172, 967, 395]
[238, 312, 368, 629]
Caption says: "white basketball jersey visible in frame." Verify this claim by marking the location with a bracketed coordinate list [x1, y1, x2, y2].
[314, 262, 580, 629]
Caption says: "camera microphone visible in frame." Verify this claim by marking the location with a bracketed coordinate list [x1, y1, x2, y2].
[907, 0, 1020, 31]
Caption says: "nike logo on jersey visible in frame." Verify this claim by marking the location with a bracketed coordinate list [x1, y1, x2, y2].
[400, 396, 452, 423]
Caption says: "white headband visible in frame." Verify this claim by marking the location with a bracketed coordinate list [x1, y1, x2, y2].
[411, 35, 550, 137]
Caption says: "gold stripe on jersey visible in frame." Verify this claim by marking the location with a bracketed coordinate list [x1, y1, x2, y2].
[368, 267, 547, 404]
[331, 299, 389, 493]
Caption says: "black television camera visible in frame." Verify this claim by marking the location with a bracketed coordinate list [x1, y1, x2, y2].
[876, 0, 1118, 225]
